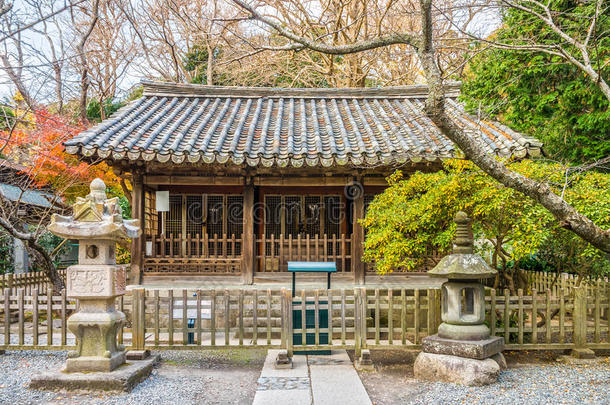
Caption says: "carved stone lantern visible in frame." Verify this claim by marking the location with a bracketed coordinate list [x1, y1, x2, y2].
[30, 179, 160, 392]
[414, 211, 506, 386]
[47, 178, 140, 372]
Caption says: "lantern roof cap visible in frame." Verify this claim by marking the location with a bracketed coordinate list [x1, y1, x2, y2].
[47, 179, 141, 241]
[428, 211, 496, 279]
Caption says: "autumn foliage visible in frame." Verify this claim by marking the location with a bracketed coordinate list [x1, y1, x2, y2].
[1, 108, 117, 199]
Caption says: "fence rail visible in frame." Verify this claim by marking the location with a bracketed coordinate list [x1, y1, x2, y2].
[0, 284, 608, 355]
[0, 270, 67, 295]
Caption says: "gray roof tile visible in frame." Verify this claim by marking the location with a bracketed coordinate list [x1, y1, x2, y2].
[64, 81, 543, 167]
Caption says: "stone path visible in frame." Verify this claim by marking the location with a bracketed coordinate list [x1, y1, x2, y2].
[253, 349, 372, 405]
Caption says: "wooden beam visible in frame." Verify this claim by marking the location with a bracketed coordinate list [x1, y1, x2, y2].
[254, 176, 351, 187]
[145, 174, 388, 187]
[130, 173, 145, 285]
[241, 181, 255, 285]
[352, 179, 366, 285]
[362, 177, 388, 186]
[144, 175, 244, 186]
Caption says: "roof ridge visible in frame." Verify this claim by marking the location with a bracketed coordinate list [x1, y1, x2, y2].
[141, 81, 462, 99]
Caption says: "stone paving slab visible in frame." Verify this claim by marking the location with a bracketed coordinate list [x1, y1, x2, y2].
[308, 350, 352, 365]
[309, 350, 372, 405]
[253, 349, 372, 405]
[257, 376, 310, 391]
[252, 389, 312, 405]
[253, 350, 311, 405]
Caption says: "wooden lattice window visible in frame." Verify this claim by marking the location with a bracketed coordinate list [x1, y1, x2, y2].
[265, 196, 282, 237]
[285, 196, 301, 237]
[304, 196, 321, 236]
[324, 196, 341, 237]
[159, 194, 243, 241]
[227, 195, 244, 255]
[264, 195, 342, 237]
[206, 195, 224, 238]
[186, 195, 203, 237]
[165, 194, 183, 237]
[364, 194, 375, 213]
[227, 195, 244, 238]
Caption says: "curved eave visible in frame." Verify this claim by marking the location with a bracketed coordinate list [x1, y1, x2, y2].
[65, 144, 539, 168]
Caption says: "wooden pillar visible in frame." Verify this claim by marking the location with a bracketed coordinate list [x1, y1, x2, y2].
[130, 173, 145, 285]
[241, 181, 255, 285]
[352, 179, 365, 285]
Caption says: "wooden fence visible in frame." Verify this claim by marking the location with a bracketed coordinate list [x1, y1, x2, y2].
[0, 287, 77, 349]
[525, 271, 609, 295]
[0, 270, 67, 295]
[2, 284, 607, 356]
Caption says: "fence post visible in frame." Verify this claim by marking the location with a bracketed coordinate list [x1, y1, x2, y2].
[354, 288, 361, 358]
[362, 287, 369, 350]
[1, 288, 8, 354]
[275, 288, 292, 369]
[285, 289, 293, 358]
[280, 288, 287, 350]
[130, 289, 139, 349]
[126, 288, 150, 360]
[571, 285, 595, 359]
[355, 287, 373, 370]
[7, 274, 13, 294]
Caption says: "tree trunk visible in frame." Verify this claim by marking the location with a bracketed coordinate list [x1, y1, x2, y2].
[417, 0, 610, 254]
[206, 42, 214, 86]
[76, 0, 100, 123]
[27, 239, 65, 294]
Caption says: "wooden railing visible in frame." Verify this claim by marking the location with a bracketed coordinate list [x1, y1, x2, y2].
[256, 233, 352, 272]
[524, 270, 609, 295]
[144, 233, 243, 275]
[147, 233, 243, 258]
[0, 287, 77, 349]
[0, 270, 67, 295]
[1, 285, 607, 354]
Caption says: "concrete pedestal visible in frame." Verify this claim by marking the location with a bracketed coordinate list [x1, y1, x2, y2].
[275, 349, 293, 369]
[354, 349, 374, 371]
[30, 355, 160, 392]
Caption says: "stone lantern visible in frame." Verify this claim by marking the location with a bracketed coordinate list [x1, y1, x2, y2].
[30, 179, 157, 392]
[414, 211, 506, 386]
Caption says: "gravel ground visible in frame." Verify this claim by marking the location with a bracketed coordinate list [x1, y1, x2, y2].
[358, 351, 610, 405]
[0, 349, 266, 405]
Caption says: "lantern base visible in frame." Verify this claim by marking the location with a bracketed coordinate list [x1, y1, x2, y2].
[421, 335, 504, 360]
[414, 352, 500, 386]
[438, 322, 490, 341]
[30, 355, 160, 393]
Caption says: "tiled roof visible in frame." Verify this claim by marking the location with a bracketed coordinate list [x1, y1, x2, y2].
[65, 81, 542, 168]
[0, 182, 55, 208]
